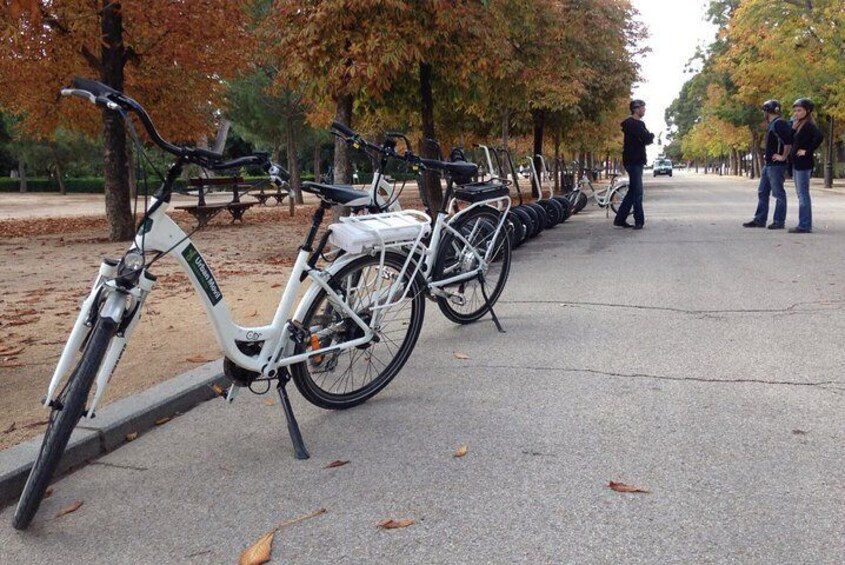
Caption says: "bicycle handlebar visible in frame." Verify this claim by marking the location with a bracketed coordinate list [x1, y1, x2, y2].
[61, 77, 290, 185]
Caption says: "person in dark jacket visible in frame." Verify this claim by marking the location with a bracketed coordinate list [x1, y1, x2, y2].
[743, 100, 793, 229]
[614, 99, 654, 229]
[788, 98, 824, 233]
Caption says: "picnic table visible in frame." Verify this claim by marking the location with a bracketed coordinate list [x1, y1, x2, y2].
[175, 177, 257, 227]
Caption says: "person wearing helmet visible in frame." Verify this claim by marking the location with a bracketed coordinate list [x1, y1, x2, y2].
[788, 98, 824, 233]
[614, 99, 654, 230]
[743, 100, 794, 229]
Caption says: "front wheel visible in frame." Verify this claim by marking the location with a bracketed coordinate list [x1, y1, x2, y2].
[434, 208, 512, 324]
[292, 252, 426, 410]
[13, 317, 116, 530]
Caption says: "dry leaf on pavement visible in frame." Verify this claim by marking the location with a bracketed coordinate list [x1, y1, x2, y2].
[55, 500, 83, 518]
[453, 352, 470, 360]
[154, 416, 172, 426]
[125, 432, 139, 442]
[378, 518, 415, 530]
[324, 460, 350, 469]
[239, 531, 273, 565]
[453, 445, 468, 458]
[608, 481, 650, 494]
[185, 354, 214, 363]
[263, 398, 275, 406]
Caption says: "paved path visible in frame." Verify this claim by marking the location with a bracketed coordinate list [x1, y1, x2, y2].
[1, 172, 843, 564]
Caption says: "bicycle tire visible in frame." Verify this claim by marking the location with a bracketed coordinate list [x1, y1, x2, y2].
[13, 317, 116, 530]
[292, 252, 425, 410]
[434, 207, 512, 324]
[610, 186, 627, 214]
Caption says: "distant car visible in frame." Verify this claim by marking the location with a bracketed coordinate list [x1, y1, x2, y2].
[653, 159, 673, 177]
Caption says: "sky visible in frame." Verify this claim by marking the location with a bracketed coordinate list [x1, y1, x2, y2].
[630, 0, 718, 162]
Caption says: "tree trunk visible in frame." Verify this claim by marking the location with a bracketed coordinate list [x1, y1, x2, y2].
[101, 1, 134, 240]
[332, 94, 353, 221]
[18, 160, 27, 193]
[419, 62, 442, 213]
[285, 115, 303, 205]
[313, 143, 321, 184]
[824, 116, 835, 188]
[501, 111, 510, 148]
[54, 159, 67, 195]
[553, 130, 561, 193]
[531, 109, 544, 197]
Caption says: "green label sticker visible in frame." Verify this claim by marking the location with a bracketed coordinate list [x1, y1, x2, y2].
[182, 244, 223, 306]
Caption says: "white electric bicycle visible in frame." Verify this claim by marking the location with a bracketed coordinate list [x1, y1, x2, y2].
[568, 161, 630, 217]
[13, 78, 431, 530]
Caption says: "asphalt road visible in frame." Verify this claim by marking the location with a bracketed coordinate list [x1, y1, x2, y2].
[1, 172, 843, 564]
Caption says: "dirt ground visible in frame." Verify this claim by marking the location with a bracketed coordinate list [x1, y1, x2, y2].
[0, 201, 326, 449]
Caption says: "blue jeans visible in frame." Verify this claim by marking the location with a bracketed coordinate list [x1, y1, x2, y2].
[615, 165, 644, 226]
[753, 164, 787, 225]
[792, 168, 812, 230]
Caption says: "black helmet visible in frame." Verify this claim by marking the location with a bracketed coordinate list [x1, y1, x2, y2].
[793, 98, 815, 113]
[761, 100, 781, 114]
[630, 99, 646, 113]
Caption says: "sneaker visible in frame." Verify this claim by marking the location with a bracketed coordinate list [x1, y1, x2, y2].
[788, 227, 812, 234]
[767, 222, 785, 230]
[742, 220, 765, 228]
[613, 221, 632, 228]
[632, 224, 644, 230]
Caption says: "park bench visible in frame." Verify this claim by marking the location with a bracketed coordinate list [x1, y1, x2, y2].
[253, 183, 289, 206]
[175, 176, 257, 227]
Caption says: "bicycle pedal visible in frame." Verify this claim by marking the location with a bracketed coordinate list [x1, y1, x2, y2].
[287, 319, 309, 344]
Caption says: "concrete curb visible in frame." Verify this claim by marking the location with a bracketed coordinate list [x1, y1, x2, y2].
[0, 360, 228, 507]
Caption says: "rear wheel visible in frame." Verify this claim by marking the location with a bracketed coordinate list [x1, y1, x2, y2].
[506, 211, 525, 249]
[434, 208, 512, 323]
[292, 252, 425, 409]
[513, 206, 536, 241]
[13, 317, 116, 530]
[610, 185, 628, 214]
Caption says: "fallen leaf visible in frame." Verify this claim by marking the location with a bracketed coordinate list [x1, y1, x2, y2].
[3, 422, 17, 434]
[55, 500, 83, 518]
[240, 508, 327, 565]
[22, 419, 49, 429]
[608, 481, 650, 494]
[0, 345, 24, 356]
[263, 398, 275, 406]
[453, 352, 470, 360]
[154, 416, 172, 426]
[44, 487, 54, 499]
[324, 460, 350, 469]
[249, 310, 259, 318]
[211, 383, 226, 397]
[185, 355, 214, 363]
[378, 518, 415, 530]
[239, 531, 273, 565]
[125, 432, 139, 442]
[453, 445, 468, 458]
[270, 283, 282, 289]
[792, 429, 808, 435]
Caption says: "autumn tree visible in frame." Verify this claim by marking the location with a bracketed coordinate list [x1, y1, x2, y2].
[0, 1, 252, 239]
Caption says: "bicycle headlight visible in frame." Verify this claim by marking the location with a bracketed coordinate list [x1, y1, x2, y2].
[122, 250, 145, 271]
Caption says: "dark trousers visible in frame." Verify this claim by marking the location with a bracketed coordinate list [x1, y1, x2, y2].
[753, 164, 787, 225]
[615, 164, 644, 226]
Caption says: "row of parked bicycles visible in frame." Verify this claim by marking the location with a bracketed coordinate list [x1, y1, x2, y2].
[11, 78, 630, 530]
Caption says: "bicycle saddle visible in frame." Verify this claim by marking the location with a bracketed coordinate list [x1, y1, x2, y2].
[420, 158, 478, 180]
[300, 182, 373, 209]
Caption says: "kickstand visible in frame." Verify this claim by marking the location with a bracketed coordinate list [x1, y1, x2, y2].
[478, 272, 506, 333]
[276, 377, 310, 460]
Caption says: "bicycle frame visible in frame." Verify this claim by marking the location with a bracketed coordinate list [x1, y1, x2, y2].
[44, 191, 428, 418]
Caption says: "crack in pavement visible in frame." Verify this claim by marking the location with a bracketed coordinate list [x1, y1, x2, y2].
[89, 460, 149, 472]
[453, 363, 840, 390]
[499, 299, 845, 317]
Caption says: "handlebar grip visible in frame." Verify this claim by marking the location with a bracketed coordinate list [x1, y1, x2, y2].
[61, 89, 97, 104]
[330, 121, 355, 137]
